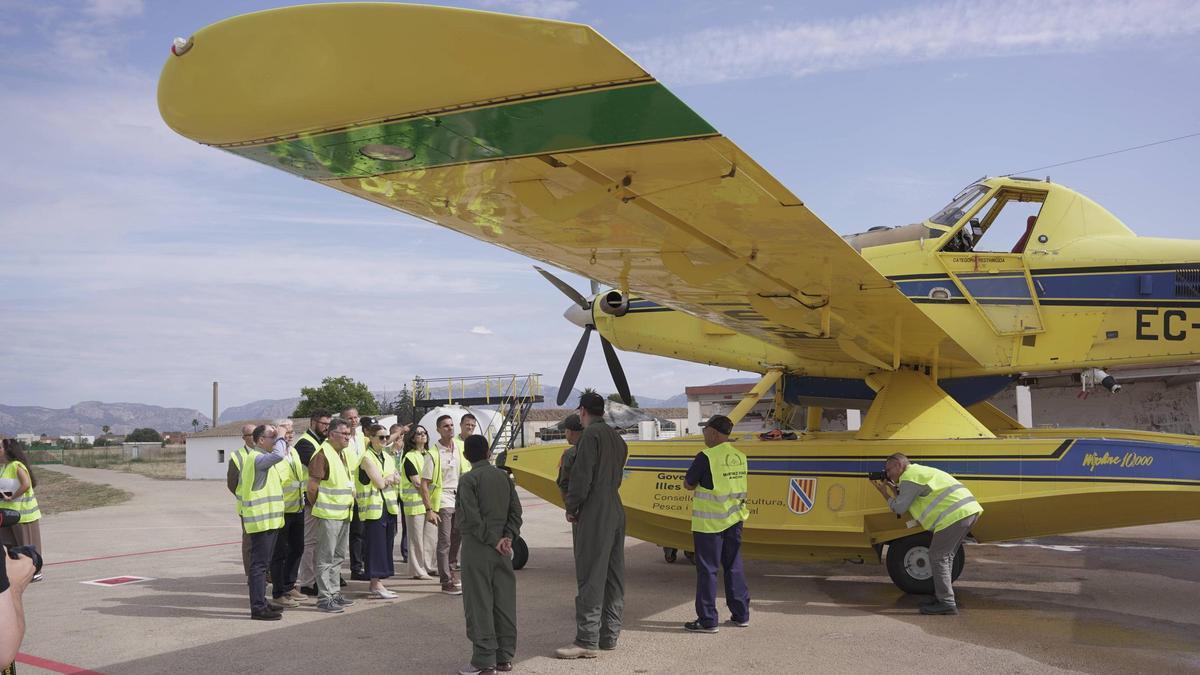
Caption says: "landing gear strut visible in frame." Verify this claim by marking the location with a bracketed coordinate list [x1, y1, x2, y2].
[884, 532, 964, 595]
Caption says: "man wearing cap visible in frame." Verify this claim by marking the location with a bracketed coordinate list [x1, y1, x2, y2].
[682, 415, 750, 633]
[555, 414, 585, 499]
[555, 392, 628, 660]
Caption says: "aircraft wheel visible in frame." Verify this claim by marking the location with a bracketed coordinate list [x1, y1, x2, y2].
[512, 536, 529, 570]
[664, 547, 678, 563]
[683, 550, 695, 565]
[884, 532, 965, 595]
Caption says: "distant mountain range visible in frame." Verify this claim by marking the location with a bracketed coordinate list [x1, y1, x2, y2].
[0, 402, 211, 436]
[0, 377, 756, 435]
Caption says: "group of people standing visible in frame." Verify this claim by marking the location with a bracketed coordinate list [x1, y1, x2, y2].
[226, 406, 485, 618]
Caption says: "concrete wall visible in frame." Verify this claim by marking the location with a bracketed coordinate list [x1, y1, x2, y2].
[185, 436, 238, 480]
[990, 381, 1200, 435]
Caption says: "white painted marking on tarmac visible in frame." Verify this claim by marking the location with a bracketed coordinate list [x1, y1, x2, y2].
[985, 542, 1180, 553]
[992, 543, 1083, 552]
[81, 575, 154, 587]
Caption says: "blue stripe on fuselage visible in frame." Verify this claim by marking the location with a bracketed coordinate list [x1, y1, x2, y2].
[627, 438, 1200, 483]
[893, 268, 1189, 304]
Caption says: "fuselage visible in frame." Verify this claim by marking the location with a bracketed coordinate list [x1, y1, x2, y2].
[595, 177, 1200, 381]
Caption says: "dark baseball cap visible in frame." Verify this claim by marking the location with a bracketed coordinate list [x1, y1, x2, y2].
[562, 414, 584, 431]
[705, 415, 734, 435]
[578, 391, 606, 414]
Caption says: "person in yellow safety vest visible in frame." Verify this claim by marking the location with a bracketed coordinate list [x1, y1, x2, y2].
[873, 452, 984, 615]
[227, 424, 258, 580]
[340, 407, 367, 582]
[356, 423, 402, 599]
[403, 425, 438, 580]
[423, 414, 473, 595]
[268, 419, 307, 608]
[236, 424, 287, 621]
[305, 417, 358, 613]
[0, 439, 43, 582]
[292, 411, 332, 597]
[387, 422, 412, 565]
[682, 415, 750, 633]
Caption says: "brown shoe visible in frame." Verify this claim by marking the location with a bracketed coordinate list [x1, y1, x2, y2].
[495, 663, 513, 672]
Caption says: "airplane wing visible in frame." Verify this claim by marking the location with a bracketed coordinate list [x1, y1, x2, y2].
[159, 4, 982, 374]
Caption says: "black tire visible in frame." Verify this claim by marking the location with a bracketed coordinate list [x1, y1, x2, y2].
[683, 550, 695, 565]
[664, 547, 678, 563]
[884, 532, 965, 595]
[512, 536, 529, 570]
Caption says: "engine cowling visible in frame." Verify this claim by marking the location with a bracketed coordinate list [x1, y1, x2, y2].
[597, 290, 629, 317]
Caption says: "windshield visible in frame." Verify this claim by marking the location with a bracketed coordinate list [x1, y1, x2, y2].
[928, 184, 988, 226]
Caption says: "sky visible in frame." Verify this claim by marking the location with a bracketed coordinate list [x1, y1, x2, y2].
[1, 0, 1198, 411]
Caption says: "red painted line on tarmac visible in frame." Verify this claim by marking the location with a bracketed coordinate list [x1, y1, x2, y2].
[16, 653, 104, 674]
[45, 540, 239, 567]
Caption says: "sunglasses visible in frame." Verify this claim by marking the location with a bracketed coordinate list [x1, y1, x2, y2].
[375, 435, 389, 440]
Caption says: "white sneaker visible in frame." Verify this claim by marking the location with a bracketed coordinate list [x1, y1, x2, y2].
[370, 589, 399, 599]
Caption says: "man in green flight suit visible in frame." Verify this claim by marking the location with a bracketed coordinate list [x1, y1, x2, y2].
[555, 392, 627, 659]
[456, 435, 522, 675]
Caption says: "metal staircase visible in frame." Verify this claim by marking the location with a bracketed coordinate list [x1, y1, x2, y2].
[411, 373, 543, 454]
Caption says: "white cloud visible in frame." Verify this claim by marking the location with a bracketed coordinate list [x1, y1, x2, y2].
[476, 0, 581, 20]
[628, 0, 1200, 85]
[83, 0, 142, 21]
[469, 325, 495, 335]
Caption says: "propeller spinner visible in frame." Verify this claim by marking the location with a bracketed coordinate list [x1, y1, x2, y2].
[534, 266, 632, 407]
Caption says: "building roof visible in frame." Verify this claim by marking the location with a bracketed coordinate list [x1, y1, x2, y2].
[641, 407, 688, 418]
[685, 383, 755, 396]
[525, 408, 574, 422]
[188, 418, 312, 438]
[526, 407, 687, 423]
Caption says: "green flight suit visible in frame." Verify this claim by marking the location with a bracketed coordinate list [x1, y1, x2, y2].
[563, 418, 628, 650]
[456, 459, 523, 669]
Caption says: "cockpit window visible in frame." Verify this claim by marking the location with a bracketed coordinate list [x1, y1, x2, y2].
[928, 185, 989, 226]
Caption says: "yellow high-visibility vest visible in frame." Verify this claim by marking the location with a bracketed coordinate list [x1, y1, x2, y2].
[312, 442, 354, 521]
[0, 460, 40, 523]
[399, 450, 427, 516]
[355, 448, 399, 520]
[899, 463, 984, 533]
[237, 449, 284, 534]
[428, 440, 472, 512]
[690, 442, 750, 533]
[273, 447, 306, 514]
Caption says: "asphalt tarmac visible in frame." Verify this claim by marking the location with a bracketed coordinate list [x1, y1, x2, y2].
[13, 466, 1200, 674]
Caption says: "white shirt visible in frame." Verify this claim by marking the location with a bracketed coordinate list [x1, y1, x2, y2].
[420, 438, 460, 509]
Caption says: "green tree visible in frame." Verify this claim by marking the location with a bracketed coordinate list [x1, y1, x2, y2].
[191, 418, 200, 433]
[608, 392, 638, 408]
[126, 428, 162, 442]
[293, 376, 381, 418]
[101, 425, 111, 435]
[380, 384, 416, 425]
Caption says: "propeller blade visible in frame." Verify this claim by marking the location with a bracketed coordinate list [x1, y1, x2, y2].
[557, 325, 593, 405]
[590, 279, 600, 295]
[600, 335, 632, 405]
[534, 266, 589, 309]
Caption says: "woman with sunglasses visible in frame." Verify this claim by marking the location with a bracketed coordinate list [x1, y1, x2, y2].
[400, 425, 438, 580]
[356, 425, 402, 599]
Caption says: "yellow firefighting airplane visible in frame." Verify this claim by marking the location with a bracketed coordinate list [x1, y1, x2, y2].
[158, 4, 1200, 592]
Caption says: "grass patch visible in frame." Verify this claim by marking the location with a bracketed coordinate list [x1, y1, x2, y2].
[33, 467, 132, 515]
[62, 448, 185, 480]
